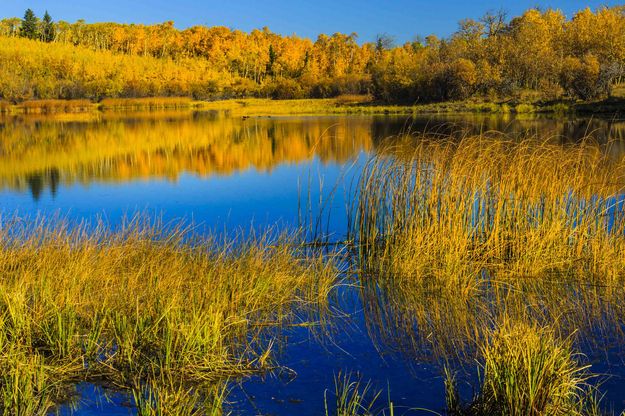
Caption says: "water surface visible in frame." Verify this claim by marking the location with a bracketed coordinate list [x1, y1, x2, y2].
[2, 111, 625, 414]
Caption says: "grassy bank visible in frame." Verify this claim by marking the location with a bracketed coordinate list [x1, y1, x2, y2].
[2, 96, 625, 117]
[0, 98, 202, 114]
[0, 97, 415, 116]
[0, 217, 337, 414]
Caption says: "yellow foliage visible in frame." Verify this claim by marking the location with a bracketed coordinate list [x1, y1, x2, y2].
[0, 6, 624, 103]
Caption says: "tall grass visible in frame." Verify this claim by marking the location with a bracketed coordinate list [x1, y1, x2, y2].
[358, 270, 625, 364]
[131, 372, 228, 416]
[0, 216, 338, 413]
[446, 320, 598, 416]
[100, 97, 193, 110]
[200, 98, 418, 116]
[352, 135, 625, 291]
[349, 136, 624, 413]
[19, 99, 94, 114]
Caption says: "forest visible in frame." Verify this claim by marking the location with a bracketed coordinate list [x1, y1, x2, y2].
[1, 6, 624, 103]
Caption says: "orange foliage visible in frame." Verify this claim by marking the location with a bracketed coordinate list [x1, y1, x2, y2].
[1, 6, 624, 103]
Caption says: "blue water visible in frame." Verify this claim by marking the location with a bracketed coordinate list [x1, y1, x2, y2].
[0, 160, 355, 238]
[3, 112, 625, 414]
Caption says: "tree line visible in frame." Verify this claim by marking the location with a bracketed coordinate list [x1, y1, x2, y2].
[1, 6, 624, 103]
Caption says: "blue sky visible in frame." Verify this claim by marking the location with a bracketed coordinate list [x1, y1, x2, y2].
[1, 1, 622, 43]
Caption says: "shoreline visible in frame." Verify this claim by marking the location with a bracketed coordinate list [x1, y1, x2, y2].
[1, 97, 625, 117]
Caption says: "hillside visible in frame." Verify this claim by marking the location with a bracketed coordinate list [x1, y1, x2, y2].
[1, 6, 625, 104]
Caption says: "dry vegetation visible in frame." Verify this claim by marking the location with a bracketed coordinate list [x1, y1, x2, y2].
[445, 320, 598, 416]
[1, 110, 624, 412]
[99, 97, 193, 110]
[348, 134, 625, 414]
[353, 136, 625, 289]
[19, 99, 93, 114]
[0, 216, 338, 414]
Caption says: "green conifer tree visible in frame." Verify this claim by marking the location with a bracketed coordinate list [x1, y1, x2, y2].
[41, 11, 55, 42]
[20, 8, 38, 40]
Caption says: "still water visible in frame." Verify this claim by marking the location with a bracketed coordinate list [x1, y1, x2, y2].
[2, 111, 625, 414]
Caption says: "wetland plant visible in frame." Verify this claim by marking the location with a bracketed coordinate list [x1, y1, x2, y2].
[0, 216, 338, 414]
[446, 320, 598, 416]
[353, 135, 625, 289]
[325, 372, 381, 416]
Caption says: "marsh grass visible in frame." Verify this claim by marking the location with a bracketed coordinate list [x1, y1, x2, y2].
[99, 97, 193, 110]
[353, 135, 625, 291]
[325, 373, 381, 416]
[19, 99, 94, 114]
[349, 134, 625, 413]
[131, 372, 228, 416]
[0, 216, 338, 413]
[199, 98, 417, 116]
[446, 320, 598, 416]
[358, 271, 625, 366]
[334, 95, 374, 105]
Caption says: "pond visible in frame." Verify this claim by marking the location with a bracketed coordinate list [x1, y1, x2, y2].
[1, 110, 625, 414]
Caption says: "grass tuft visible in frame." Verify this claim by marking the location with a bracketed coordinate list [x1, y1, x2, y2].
[325, 373, 381, 416]
[446, 320, 597, 416]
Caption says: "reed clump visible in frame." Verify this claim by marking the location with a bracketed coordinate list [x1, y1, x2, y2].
[353, 135, 625, 291]
[324, 373, 381, 416]
[19, 99, 94, 114]
[446, 320, 597, 416]
[0, 216, 337, 413]
[99, 97, 193, 110]
[334, 95, 374, 105]
[131, 372, 228, 416]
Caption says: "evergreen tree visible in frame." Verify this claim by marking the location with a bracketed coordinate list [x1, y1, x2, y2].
[266, 45, 277, 77]
[41, 11, 55, 42]
[20, 8, 38, 40]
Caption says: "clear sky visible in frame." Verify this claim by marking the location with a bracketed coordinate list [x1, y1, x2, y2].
[1, 1, 622, 43]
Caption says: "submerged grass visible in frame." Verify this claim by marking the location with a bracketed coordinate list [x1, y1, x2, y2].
[359, 269, 625, 365]
[0, 216, 338, 413]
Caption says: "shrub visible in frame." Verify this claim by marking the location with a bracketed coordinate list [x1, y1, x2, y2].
[264, 78, 306, 100]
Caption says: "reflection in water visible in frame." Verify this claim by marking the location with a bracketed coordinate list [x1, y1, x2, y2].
[3, 111, 625, 414]
[0, 112, 376, 199]
[3, 112, 625, 201]
[359, 275, 625, 364]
